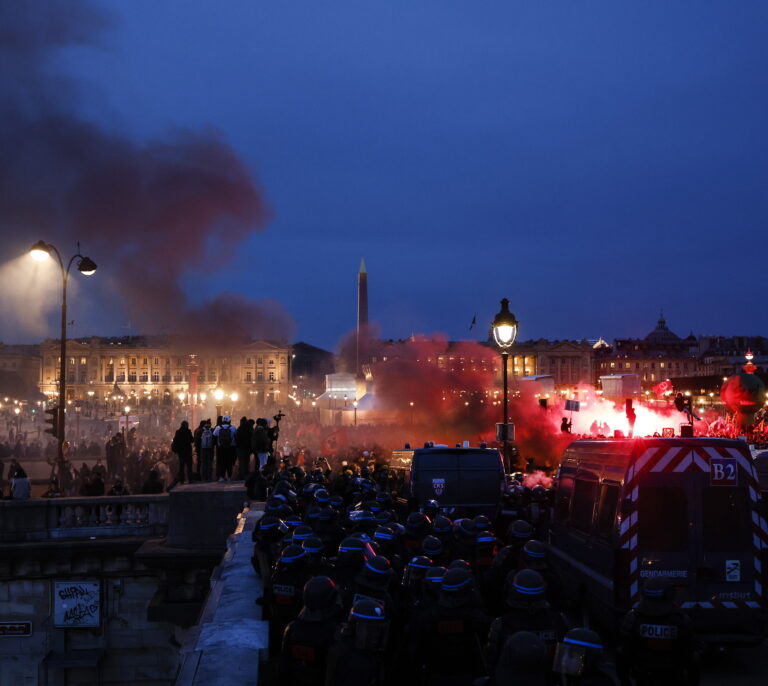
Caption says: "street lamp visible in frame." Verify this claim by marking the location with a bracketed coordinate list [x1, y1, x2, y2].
[492, 298, 519, 471]
[353, 400, 358, 427]
[230, 392, 239, 416]
[409, 400, 414, 426]
[29, 240, 97, 466]
[123, 405, 131, 435]
[213, 387, 225, 418]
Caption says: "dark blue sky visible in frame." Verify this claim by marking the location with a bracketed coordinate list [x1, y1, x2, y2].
[7, 1, 768, 348]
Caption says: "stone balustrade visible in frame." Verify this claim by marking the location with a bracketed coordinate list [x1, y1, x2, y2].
[0, 495, 169, 543]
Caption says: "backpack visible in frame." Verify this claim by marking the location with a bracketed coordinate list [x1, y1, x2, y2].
[218, 425, 233, 447]
[201, 428, 213, 449]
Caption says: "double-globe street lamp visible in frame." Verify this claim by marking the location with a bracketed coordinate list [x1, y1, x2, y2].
[30, 240, 97, 465]
[492, 298, 519, 472]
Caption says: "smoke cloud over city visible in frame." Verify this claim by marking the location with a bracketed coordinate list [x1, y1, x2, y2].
[0, 1, 293, 345]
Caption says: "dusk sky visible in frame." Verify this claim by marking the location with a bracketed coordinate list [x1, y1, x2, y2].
[3, 1, 767, 349]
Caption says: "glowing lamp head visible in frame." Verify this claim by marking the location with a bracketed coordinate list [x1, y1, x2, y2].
[213, 389, 224, 401]
[230, 392, 239, 402]
[492, 298, 519, 349]
[124, 406, 130, 414]
[177, 393, 185, 402]
[77, 256, 97, 276]
[30, 240, 51, 262]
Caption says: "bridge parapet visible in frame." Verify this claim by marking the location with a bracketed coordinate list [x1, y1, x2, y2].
[0, 495, 169, 543]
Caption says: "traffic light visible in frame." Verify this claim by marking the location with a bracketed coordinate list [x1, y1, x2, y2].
[44, 406, 60, 438]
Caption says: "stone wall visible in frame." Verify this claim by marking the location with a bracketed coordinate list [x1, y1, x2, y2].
[0, 576, 180, 686]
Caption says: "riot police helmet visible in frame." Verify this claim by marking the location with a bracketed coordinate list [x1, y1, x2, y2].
[447, 558, 471, 571]
[472, 514, 492, 532]
[314, 488, 331, 504]
[405, 511, 431, 537]
[638, 576, 676, 614]
[421, 535, 444, 559]
[299, 575, 340, 621]
[301, 535, 325, 556]
[347, 598, 389, 651]
[278, 544, 306, 568]
[522, 539, 547, 570]
[439, 567, 475, 608]
[505, 568, 547, 609]
[432, 515, 453, 536]
[553, 627, 604, 677]
[508, 519, 533, 543]
[422, 499, 440, 519]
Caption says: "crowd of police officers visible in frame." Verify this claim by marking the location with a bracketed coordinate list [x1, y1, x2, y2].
[251, 463, 699, 686]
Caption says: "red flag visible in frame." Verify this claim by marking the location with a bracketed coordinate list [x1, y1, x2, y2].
[653, 380, 673, 398]
[321, 428, 349, 456]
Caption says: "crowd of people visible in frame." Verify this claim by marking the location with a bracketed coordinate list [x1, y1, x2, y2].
[251, 463, 700, 686]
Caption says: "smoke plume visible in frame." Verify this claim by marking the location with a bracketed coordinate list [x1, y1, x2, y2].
[0, 1, 293, 344]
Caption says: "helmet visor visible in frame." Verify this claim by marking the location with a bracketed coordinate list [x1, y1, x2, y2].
[354, 620, 390, 652]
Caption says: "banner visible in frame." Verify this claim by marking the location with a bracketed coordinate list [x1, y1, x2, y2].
[564, 399, 580, 412]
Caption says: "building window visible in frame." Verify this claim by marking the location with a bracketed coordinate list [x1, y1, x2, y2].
[151, 372, 159, 382]
[174, 372, 183, 382]
[69, 357, 75, 365]
[140, 373, 148, 382]
[80, 357, 87, 365]
[154, 358, 159, 365]
[257, 357, 263, 364]
[245, 371, 253, 382]
[128, 372, 137, 382]
[246, 357, 252, 365]
[268, 371, 275, 382]
[257, 372, 264, 381]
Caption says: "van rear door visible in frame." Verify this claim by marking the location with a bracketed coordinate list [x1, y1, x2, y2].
[635, 474, 698, 603]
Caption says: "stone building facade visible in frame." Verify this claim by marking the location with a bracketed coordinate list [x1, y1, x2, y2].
[36, 336, 292, 406]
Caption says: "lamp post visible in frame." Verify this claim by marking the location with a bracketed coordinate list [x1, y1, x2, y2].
[353, 400, 358, 427]
[29, 240, 97, 466]
[213, 387, 225, 419]
[123, 405, 131, 436]
[492, 298, 519, 472]
[409, 401, 414, 426]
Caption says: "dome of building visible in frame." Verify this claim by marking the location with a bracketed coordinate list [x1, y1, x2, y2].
[644, 314, 681, 343]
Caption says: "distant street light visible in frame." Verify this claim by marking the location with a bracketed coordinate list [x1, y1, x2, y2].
[353, 400, 358, 427]
[29, 240, 97, 466]
[492, 298, 519, 471]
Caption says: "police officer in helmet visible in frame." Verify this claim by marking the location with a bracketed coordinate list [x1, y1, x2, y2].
[553, 627, 614, 685]
[487, 568, 568, 671]
[325, 598, 390, 685]
[616, 577, 698, 686]
[278, 576, 341, 685]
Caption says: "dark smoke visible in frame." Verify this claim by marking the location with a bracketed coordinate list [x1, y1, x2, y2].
[0, 1, 293, 344]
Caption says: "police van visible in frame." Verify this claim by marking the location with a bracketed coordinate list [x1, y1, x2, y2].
[549, 437, 768, 644]
[390, 443, 506, 517]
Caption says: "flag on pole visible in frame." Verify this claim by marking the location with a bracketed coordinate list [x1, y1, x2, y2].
[653, 380, 673, 398]
[469, 314, 477, 331]
[564, 399, 580, 412]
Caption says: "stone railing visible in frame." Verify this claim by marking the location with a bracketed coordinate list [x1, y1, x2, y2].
[0, 494, 169, 543]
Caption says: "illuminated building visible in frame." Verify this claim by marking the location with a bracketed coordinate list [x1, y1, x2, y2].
[36, 336, 292, 405]
[595, 315, 700, 387]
